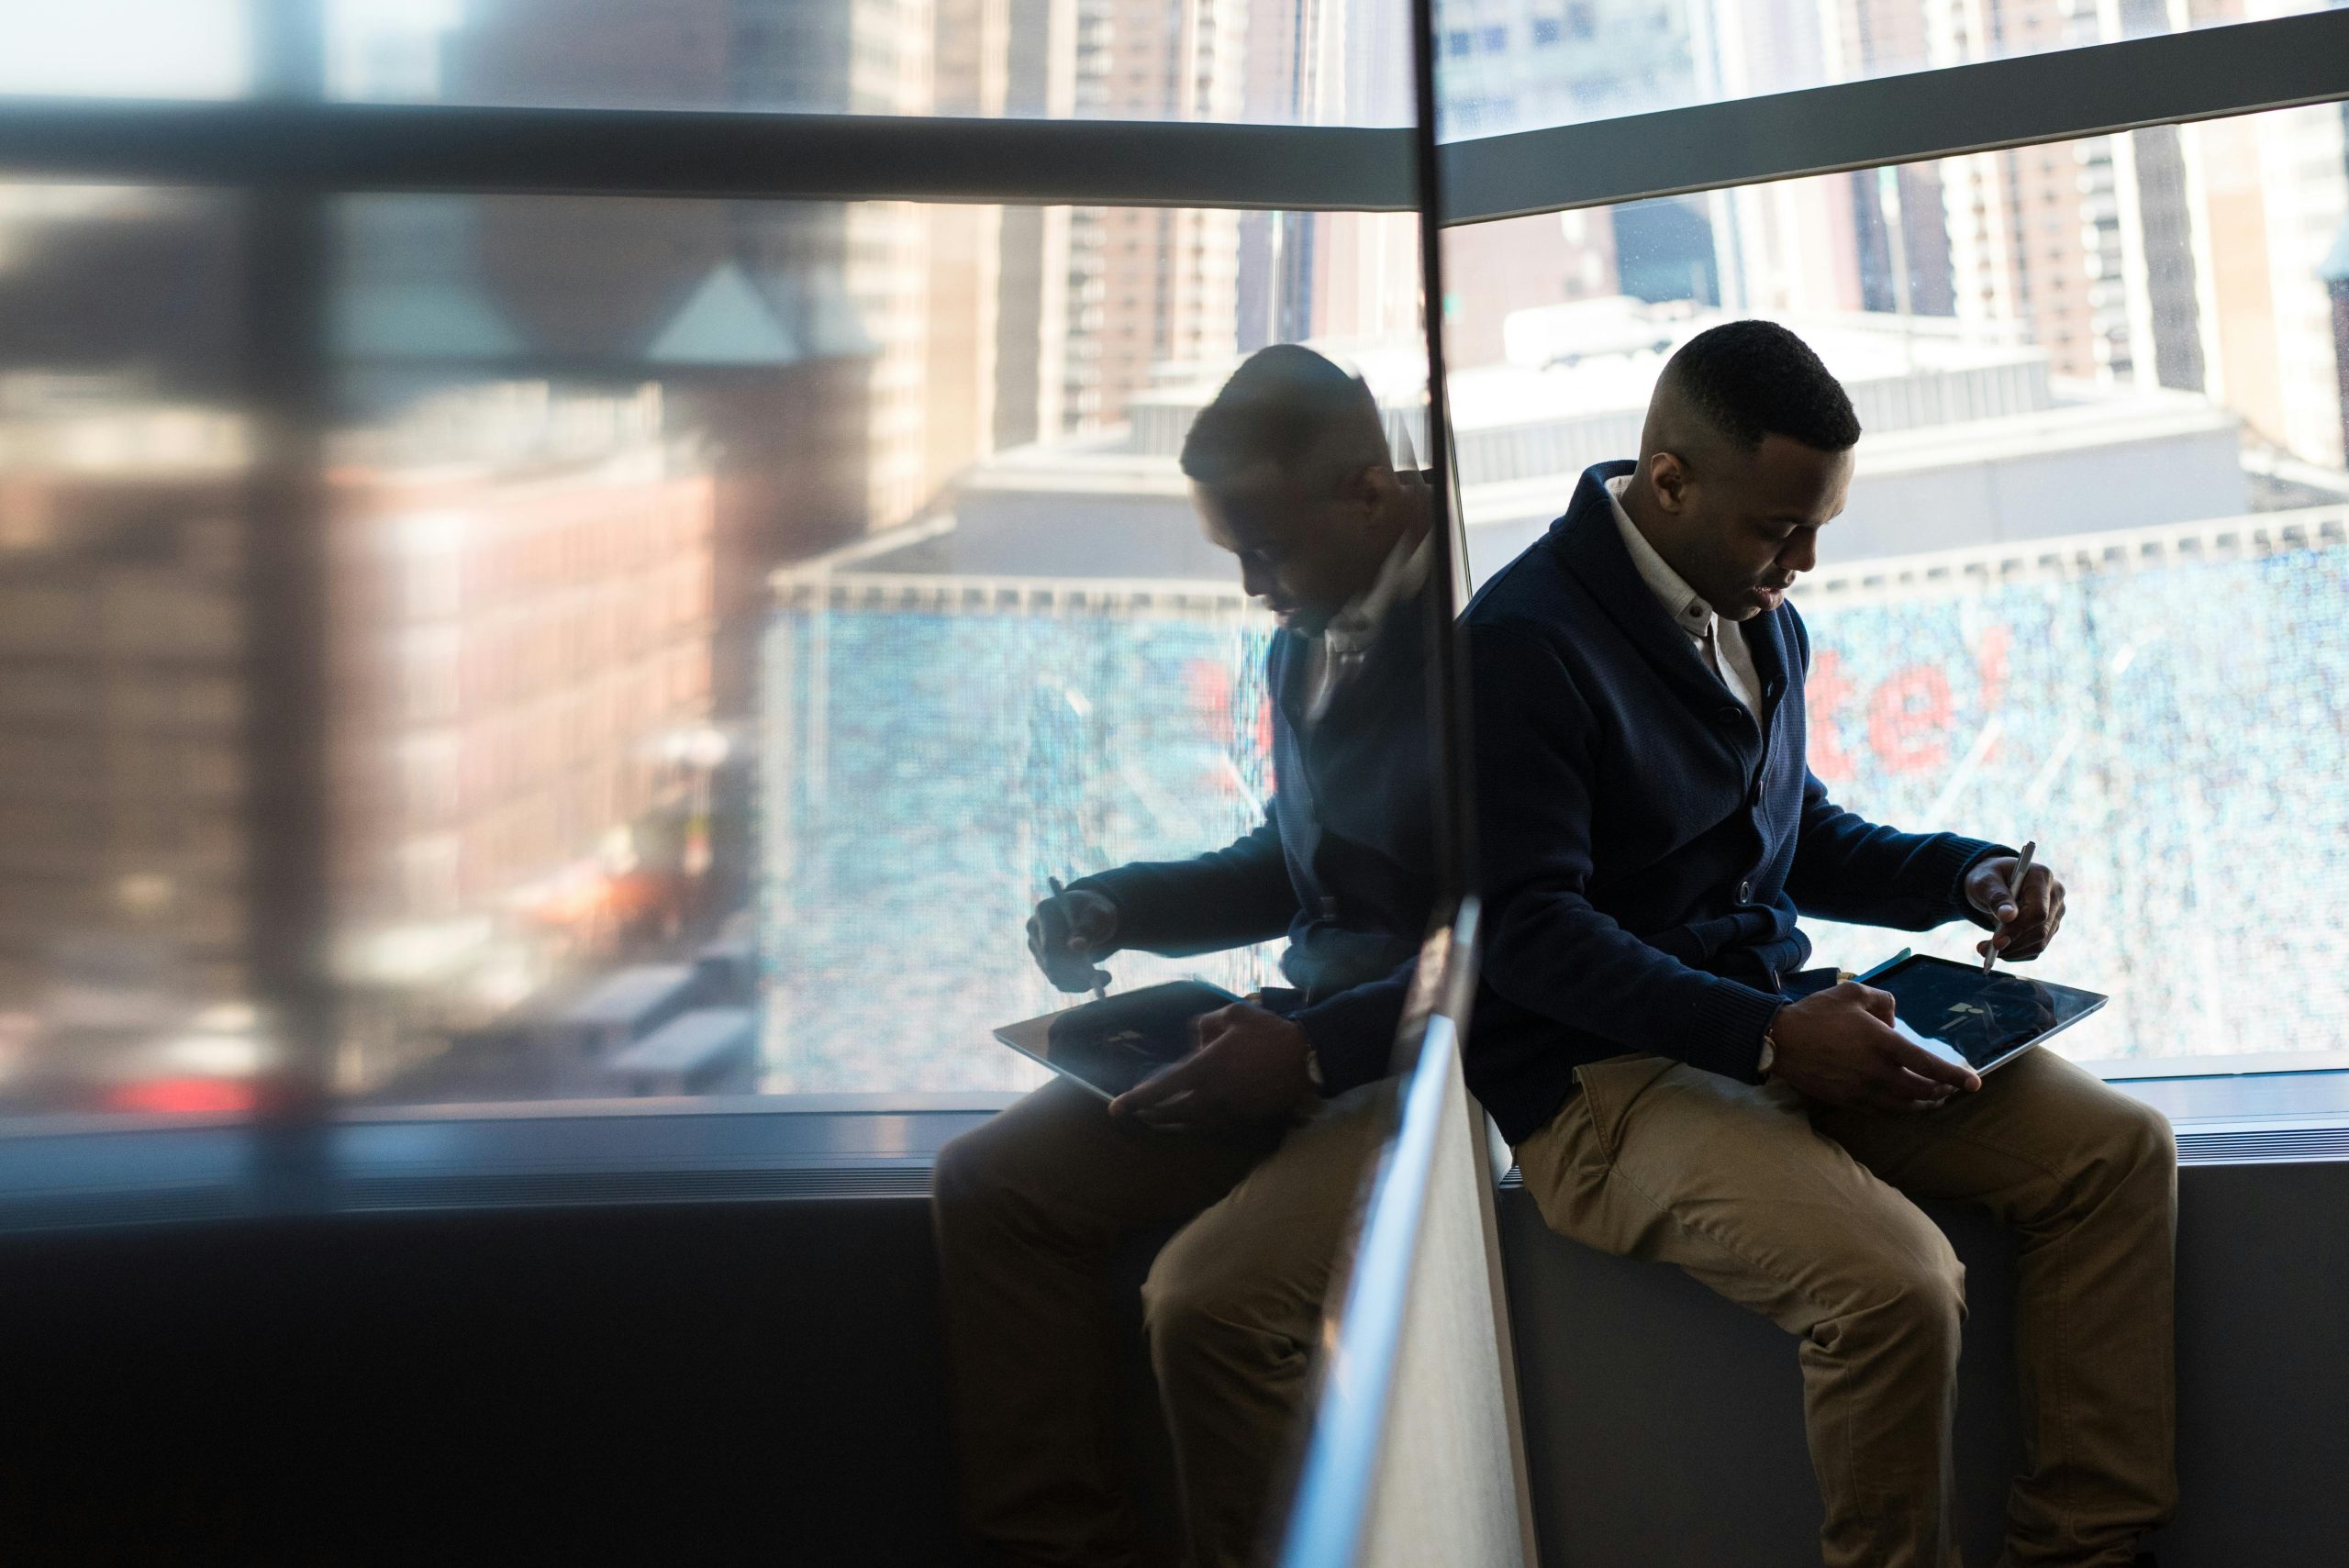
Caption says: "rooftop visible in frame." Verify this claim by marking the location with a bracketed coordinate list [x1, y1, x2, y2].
[560, 965, 697, 1029]
[610, 1007, 756, 1074]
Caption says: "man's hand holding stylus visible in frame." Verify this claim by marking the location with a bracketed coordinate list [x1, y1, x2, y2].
[1027, 888, 1119, 993]
[1965, 853, 2066, 965]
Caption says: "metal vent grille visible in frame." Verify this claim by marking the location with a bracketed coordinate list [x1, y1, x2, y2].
[0, 1184, 248, 1235]
[2175, 1127, 2349, 1165]
[0, 1165, 937, 1235]
[9, 1132, 2343, 1237]
[337, 1162, 935, 1212]
[1497, 1125, 2349, 1186]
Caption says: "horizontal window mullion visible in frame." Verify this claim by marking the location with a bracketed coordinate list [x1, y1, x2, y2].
[1439, 8, 2349, 225]
[3, 17, 2340, 225]
[0, 98, 1418, 213]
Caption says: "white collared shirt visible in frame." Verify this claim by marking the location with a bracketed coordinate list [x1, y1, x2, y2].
[1304, 530, 1432, 722]
[1605, 474, 1762, 720]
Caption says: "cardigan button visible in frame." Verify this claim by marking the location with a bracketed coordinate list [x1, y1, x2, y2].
[1715, 705, 1742, 726]
[1738, 880, 1753, 902]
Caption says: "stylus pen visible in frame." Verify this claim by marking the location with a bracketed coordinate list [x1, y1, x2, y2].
[1983, 840, 2037, 974]
[1047, 877, 1108, 1001]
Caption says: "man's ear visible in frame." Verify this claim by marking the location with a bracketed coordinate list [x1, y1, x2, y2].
[1647, 451, 1692, 514]
[1349, 462, 1398, 518]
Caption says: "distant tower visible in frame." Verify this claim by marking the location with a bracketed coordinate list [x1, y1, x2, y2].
[1933, 0, 2129, 382]
[2324, 215, 2349, 467]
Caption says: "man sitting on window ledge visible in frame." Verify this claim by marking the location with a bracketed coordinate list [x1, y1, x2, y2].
[931, 345, 1438, 1568]
[1463, 320, 2176, 1568]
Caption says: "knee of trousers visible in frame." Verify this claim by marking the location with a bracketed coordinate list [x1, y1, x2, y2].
[1140, 1245, 1269, 1366]
[2096, 1093, 2179, 1187]
[2035, 1091, 2180, 1232]
[930, 1121, 1018, 1226]
[1826, 1232, 1967, 1357]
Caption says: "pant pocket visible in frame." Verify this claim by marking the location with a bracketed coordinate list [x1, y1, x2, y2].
[1513, 1054, 1675, 1227]
[1572, 1053, 1677, 1167]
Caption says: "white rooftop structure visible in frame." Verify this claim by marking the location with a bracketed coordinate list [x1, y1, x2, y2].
[558, 964, 697, 1031]
[608, 1007, 756, 1075]
[926, 299, 2252, 587]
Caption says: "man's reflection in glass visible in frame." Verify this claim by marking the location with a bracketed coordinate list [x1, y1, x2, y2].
[931, 346, 1438, 1568]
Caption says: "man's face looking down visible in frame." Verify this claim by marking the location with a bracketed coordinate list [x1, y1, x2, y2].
[1193, 458, 1408, 638]
[1633, 432, 1854, 620]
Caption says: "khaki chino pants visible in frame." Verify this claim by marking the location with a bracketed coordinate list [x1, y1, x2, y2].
[932, 1076, 1390, 1568]
[1514, 1046, 2176, 1568]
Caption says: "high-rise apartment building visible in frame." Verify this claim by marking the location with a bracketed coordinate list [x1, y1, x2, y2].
[435, 0, 951, 531]
[1927, 0, 2196, 387]
[2168, 100, 2349, 468]
[1239, 0, 1417, 356]
[0, 379, 251, 1030]
[990, 0, 1422, 439]
[1431, 0, 1699, 134]
[2328, 215, 2349, 462]
[0, 193, 256, 1112]
[990, 0, 1251, 439]
[1942, 134, 2116, 380]
[348, 0, 985, 726]
[328, 383, 716, 1072]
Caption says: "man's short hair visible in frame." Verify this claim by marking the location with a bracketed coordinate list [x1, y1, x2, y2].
[1179, 343, 1388, 491]
[1661, 320, 1862, 453]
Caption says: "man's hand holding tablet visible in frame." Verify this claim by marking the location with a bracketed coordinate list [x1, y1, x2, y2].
[1765, 980, 1984, 1113]
[1108, 1002, 1316, 1129]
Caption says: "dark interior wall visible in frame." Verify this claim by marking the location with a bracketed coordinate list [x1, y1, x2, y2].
[2, 1158, 2342, 1565]
[1500, 1160, 2349, 1568]
[1500, 1194, 2022, 1568]
[0, 1200, 970, 1566]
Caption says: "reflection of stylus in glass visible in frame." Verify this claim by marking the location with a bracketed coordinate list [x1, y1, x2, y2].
[1983, 840, 2037, 974]
[1048, 876, 1109, 1001]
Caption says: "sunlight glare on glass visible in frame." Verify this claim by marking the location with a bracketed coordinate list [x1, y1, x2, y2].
[0, 0, 250, 100]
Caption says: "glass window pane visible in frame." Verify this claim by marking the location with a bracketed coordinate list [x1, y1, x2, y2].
[1445, 101, 2349, 1067]
[331, 195, 1425, 1104]
[326, 0, 1411, 124]
[0, 183, 262, 1119]
[1433, 0, 2349, 139]
[0, 2, 252, 100]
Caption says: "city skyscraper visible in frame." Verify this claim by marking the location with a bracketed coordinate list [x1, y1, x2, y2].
[988, 0, 1252, 438]
[327, 382, 717, 1081]
[0, 379, 250, 1025]
[2168, 99, 2349, 468]
[990, 0, 1416, 439]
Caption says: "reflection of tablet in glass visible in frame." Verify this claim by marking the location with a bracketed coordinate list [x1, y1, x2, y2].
[993, 980, 1241, 1101]
[1867, 953, 2108, 1076]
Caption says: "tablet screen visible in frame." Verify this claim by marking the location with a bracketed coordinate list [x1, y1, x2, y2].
[1871, 956, 2108, 1072]
[995, 980, 1241, 1099]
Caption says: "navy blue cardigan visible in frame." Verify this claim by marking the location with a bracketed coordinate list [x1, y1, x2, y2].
[1464, 462, 2004, 1144]
[1072, 586, 1436, 1098]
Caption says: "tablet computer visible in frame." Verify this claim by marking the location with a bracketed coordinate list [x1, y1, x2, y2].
[1865, 953, 2108, 1076]
[994, 980, 1241, 1102]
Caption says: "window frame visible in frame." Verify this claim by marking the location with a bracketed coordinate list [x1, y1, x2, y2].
[0, 4, 2343, 1131]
